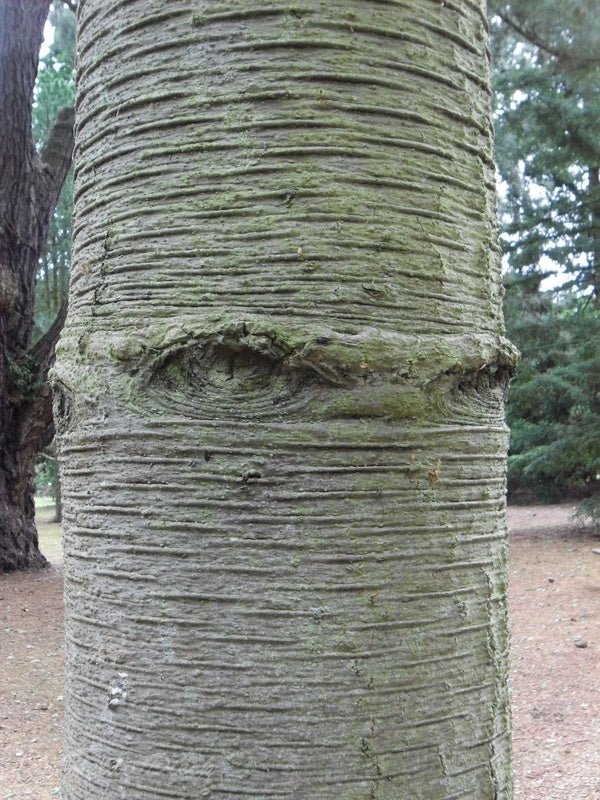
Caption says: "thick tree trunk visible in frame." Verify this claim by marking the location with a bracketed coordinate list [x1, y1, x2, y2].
[0, 443, 47, 571]
[57, 1, 517, 797]
[0, 1, 74, 571]
[590, 167, 600, 307]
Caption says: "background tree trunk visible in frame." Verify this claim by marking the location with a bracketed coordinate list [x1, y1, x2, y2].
[57, 1, 517, 797]
[52, 467, 62, 524]
[590, 167, 600, 305]
[0, 0, 74, 571]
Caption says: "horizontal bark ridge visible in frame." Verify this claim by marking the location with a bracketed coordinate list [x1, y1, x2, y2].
[61, 413, 511, 799]
[68, 0, 502, 342]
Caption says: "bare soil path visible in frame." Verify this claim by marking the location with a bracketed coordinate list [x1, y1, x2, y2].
[507, 504, 600, 800]
[1, 504, 599, 799]
[0, 506, 62, 799]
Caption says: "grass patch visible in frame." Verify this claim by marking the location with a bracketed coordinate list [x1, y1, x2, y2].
[35, 501, 62, 564]
[35, 495, 55, 509]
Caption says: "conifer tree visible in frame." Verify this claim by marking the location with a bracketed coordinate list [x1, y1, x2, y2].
[490, 0, 600, 300]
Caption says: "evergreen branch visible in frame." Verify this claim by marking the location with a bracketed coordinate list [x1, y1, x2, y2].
[38, 440, 58, 462]
[13, 303, 69, 453]
[504, 226, 596, 247]
[495, 12, 563, 59]
[17, 381, 55, 453]
[29, 301, 68, 380]
[38, 105, 75, 215]
[495, 11, 600, 68]
[564, 126, 600, 166]
[503, 195, 600, 232]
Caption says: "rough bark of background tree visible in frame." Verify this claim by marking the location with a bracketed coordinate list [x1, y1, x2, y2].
[32, 1, 76, 527]
[0, 0, 74, 571]
[57, 1, 517, 797]
[33, 0, 76, 335]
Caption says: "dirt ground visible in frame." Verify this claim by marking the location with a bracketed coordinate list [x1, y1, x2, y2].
[0, 505, 62, 799]
[1, 504, 599, 799]
[506, 504, 600, 800]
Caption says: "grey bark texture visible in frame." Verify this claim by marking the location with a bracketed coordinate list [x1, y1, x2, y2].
[56, 1, 517, 797]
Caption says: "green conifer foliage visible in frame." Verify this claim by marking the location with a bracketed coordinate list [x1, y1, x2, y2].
[491, 1, 600, 524]
[504, 277, 600, 507]
[490, 0, 600, 299]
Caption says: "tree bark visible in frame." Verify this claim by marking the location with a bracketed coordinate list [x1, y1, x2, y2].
[589, 167, 600, 306]
[0, 1, 74, 570]
[53, 475, 62, 524]
[57, 1, 517, 796]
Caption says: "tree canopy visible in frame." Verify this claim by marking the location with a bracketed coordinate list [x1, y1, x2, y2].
[491, 0, 600, 521]
[491, 0, 600, 300]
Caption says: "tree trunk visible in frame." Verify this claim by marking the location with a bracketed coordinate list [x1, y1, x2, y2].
[57, 2, 517, 797]
[0, 424, 47, 571]
[0, 0, 74, 571]
[589, 167, 600, 306]
[52, 464, 62, 524]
